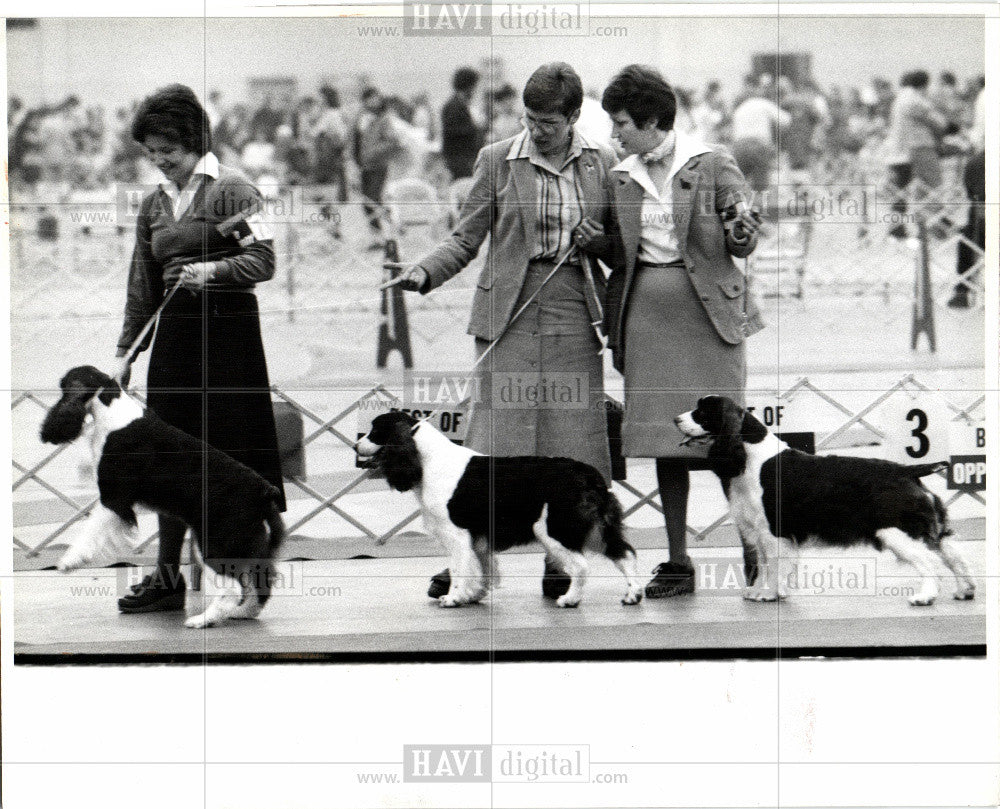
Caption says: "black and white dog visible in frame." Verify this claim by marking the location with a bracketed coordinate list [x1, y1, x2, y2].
[355, 411, 643, 607]
[675, 395, 976, 606]
[40, 366, 285, 628]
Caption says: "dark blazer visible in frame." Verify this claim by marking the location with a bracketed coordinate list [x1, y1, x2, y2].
[604, 134, 765, 371]
[418, 130, 619, 341]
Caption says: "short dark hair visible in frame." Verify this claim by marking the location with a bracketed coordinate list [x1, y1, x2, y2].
[319, 85, 341, 108]
[453, 67, 480, 93]
[900, 70, 930, 90]
[523, 62, 583, 117]
[601, 64, 677, 131]
[131, 84, 212, 155]
[361, 87, 387, 114]
[493, 83, 517, 103]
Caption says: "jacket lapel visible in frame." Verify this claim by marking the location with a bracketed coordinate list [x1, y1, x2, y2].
[576, 151, 602, 219]
[509, 157, 539, 251]
[672, 160, 701, 255]
[613, 173, 643, 271]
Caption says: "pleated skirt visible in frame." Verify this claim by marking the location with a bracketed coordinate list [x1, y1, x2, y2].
[465, 259, 611, 484]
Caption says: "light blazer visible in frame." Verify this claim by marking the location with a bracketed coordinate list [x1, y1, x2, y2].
[604, 133, 766, 372]
[418, 130, 619, 341]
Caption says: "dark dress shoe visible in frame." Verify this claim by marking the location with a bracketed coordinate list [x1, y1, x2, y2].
[645, 561, 696, 599]
[118, 567, 186, 613]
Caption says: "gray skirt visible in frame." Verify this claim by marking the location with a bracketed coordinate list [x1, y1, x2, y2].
[465, 259, 611, 483]
[622, 262, 746, 459]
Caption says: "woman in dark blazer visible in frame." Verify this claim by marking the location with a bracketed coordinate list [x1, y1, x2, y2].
[113, 84, 285, 612]
[587, 65, 763, 598]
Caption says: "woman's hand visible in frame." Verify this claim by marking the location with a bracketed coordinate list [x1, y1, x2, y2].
[179, 262, 215, 291]
[573, 218, 606, 251]
[383, 262, 429, 292]
[725, 207, 763, 242]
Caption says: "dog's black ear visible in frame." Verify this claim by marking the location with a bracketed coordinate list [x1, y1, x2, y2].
[382, 422, 422, 492]
[740, 410, 768, 444]
[40, 388, 91, 444]
[708, 401, 747, 479]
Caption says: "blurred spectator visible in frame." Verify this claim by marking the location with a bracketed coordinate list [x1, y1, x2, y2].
[883, 69, 946, 238]
[313, 85, 349, 204]
[441, 66, 483, 180]
[355, 87, 402, 248]
[249, 93, 284, 143]
[575, 87, 614, 149]
[214, 104, 250, 163]
[930, 71, 964, 132]
[410, 91, 437, 143]
[205, 89, 223, 129]
[731, 81, 790, 194]
[781, 77, 827, 171]
[691, 80, 728, 143]
[488, 83, 522, 142]
[241, 125, 279, 181]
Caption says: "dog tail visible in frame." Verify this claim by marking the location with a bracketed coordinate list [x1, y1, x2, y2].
[256, 496, 286, 607]
[906, 461, 949, 478]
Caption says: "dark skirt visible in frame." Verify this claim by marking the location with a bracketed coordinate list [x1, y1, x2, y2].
[622, 263, 746, 460]
[146, 289, 286, 511]
[465, 260, 611, 484]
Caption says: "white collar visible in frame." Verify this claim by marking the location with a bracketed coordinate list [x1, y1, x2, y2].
[160, 151, 220, 194]
[612, 131, 713, 198]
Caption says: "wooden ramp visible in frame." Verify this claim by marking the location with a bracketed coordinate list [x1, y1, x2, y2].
[13, 541, 986, 663]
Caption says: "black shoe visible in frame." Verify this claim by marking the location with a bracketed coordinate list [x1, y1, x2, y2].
[118, 567, 186, 613]
[428, 568, 451, 599]
[541, 557, 571, 599]
[645, 561, 695, 599]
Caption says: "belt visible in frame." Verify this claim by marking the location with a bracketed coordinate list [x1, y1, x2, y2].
[529, 256, 582, 268]
[637, 260, 685, 269]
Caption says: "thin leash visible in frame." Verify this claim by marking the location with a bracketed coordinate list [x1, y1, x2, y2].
[114, 277, 185, 386]
[408, 244, 583, 434]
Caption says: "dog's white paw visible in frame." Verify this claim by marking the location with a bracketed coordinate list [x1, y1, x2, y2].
[621, 588, 643, 606]
[953, 585, 975, 601]
[438, 594, 464, 608]
[185, 612, 215, 628]
[908, 594, 936, 607]
[744, 586, 781, 602]
[556, 594, 581, 608]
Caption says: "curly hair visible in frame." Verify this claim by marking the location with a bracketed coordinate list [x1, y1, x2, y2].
[601, 65, 677, 131]
[131, 84, 212, 155]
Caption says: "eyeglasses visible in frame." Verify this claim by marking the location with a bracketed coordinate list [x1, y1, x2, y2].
[521, 113, 566, 133]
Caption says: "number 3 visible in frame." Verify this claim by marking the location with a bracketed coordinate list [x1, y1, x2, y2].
[905, 408, 930, 458]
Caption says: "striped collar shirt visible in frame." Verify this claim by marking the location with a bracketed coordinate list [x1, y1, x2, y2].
[509, 129, 587, 263]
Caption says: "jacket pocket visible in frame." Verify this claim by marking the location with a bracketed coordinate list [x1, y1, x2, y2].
[717, 269, 746, 299]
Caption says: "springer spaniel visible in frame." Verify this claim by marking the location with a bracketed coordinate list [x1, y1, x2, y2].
[40, 365, 285, 628]
[355, 411, 643, 607]
[675, 395, 976, 606]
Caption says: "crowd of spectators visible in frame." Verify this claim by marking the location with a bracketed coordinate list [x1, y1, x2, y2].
[7, 68, 985, 202]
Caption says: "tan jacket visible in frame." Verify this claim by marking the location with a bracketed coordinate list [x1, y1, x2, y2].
[604, 136, 765, 371]
[418, 131, 619, 340]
